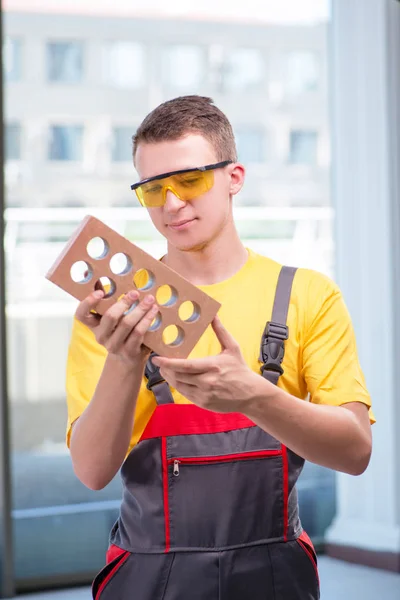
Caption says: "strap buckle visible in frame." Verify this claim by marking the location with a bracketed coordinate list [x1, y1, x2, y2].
[260, 321, 289, 376]
[144, 352, 164, 390]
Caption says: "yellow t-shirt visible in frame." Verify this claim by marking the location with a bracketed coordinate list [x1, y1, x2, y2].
[65, 249, 374, 452]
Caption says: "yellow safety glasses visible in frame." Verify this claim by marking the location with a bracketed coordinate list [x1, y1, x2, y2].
[130, 160, 232, 208]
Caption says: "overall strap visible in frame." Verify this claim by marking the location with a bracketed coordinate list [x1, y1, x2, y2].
[259, 266, 297, 385]
[144, 352, 174, 405]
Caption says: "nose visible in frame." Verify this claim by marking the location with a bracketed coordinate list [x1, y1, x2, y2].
[164, 187, 186, 212]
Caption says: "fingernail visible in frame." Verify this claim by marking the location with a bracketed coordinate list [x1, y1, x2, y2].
[145, 295, 154, 304]
[94, 290, 104, 299]
[128, 290, 138, 300]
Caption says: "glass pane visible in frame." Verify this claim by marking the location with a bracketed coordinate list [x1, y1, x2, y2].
[4, 37, 22, 82]
[47, 42, 83, 83]
[162, 45, 205, 88]
[236, 129, 265, 163]
[286, 51, 319, 95]
[111, 127, 134, 162]
[289, 130, 318, 165]
[103, 42, 145, 88]
[5, 123, 21, 160]
[224, 48, 264, 90]
[48, 126, 83, 161]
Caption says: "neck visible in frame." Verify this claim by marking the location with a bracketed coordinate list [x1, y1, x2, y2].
[163, 221, 248, 286]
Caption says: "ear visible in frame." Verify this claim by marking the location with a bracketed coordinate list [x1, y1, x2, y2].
[229, 163, 246, 196]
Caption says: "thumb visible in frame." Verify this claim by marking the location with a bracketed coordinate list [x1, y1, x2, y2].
[211, 316, 238, 352]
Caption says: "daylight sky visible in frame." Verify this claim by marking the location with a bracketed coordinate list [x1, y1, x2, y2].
[3, 0, 330, 24]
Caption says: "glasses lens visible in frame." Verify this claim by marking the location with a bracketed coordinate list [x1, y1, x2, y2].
[138, 179, 165, 207]
[171, 170, 213, 201]
[134, 187, 146, 206]
[135, 168, 215, 208]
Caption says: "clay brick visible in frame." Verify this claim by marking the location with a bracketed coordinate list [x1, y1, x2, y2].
[45, 215, 221, 358]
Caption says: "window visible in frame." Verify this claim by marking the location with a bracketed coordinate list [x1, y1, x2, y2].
[236, 129, 265, 164]
[223, 48, 264, 90]
[103, 42, 145, 88]
[4, 37, 22, 81]
[162, 45, 205, 88]
[286, 51, 319, 95]
[112, 127, 134, 162]
[289, 130, 318, 165]
[47, 41, 84, 83]
[5, 123, 21, 160]
[48, 125, 83, 161]
[3, 3, 332, 591]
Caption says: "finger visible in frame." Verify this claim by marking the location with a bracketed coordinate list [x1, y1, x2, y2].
[75, 289, 104, 327]
[108, 307, 158, 353]
[122, 293, 157, 330]
[152, 356, 215, 374]
[211, 315, 238, 351]
[160, 367, 198, 387]
[159, 367, 176, 388]
[96, 291, 140, 345]
[173, 381, 198, 402]
[107, 293, 158, 353]
[126, 303, 159, 341]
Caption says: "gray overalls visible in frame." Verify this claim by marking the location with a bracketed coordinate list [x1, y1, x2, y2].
[92, 266, 320, 600]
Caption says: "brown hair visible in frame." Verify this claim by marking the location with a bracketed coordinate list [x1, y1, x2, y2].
[133, 95, 237, 162]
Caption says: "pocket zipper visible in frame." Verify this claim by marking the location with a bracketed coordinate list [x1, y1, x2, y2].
[169, 449, 282, 477]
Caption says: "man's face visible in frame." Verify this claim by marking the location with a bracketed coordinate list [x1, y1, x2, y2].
[134, 134, 244, 252]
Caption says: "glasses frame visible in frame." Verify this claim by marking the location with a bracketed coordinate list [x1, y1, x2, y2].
[130, 160, 233, 191]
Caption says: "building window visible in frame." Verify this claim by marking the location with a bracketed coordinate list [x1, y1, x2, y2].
[4, 38, 22, 82]
[162, 45, 205, 88]
[112, 127, 134, 162]
[223, 48, 264, 91]
[235, 129, 265, 164]
[47, 41, 84, 83]
[285, 51, 319, 95]
[103, 42, 145, 88]
[5, 123, 21, 160]
[289, 130, 318, 165]
[48, 125, 83, 161]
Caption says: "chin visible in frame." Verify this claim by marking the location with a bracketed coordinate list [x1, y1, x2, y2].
[167, 231, 211, 253]
[172, 239, 209, 253]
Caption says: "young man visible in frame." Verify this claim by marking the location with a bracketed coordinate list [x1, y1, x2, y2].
[66, 96, 374, 600]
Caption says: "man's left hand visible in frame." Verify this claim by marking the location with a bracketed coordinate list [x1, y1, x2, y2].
[151, 316, 268, 413]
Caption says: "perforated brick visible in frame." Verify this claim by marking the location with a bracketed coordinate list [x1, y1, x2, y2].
[45, 215, 221, 358]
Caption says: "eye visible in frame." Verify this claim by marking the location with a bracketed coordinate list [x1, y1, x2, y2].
[143, 183, 162, 194]
[177, 175, 202, 187]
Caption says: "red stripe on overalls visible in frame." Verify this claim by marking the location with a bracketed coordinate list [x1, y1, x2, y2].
[161, 436, 171, 553]
[94, 551, 129, 600]
[297, 531, 319, 584]
[140, 404, 257, 441]
[282, 444, 289, 540]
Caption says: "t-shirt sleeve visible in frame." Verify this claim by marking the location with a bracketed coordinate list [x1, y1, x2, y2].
[65, 317, 107, 447]
[300, 271, 375, 423]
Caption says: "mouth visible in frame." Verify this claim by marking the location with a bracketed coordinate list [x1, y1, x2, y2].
[167, 219, 196, 231]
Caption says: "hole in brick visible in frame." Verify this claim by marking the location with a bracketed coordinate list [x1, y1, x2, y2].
[70, 261, 92, 284]
[133, 269, 155, 291]
[156, 285, 178, 307]
[178, 301, 200, 323]
[149, 312, 162, 332]
[110, 253, 133, 275]
[162, 325, 185, 347]
[94, 277, 116, 298]
[87, 237, 109, 259]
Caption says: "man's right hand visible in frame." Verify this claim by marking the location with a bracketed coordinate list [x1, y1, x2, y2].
[75, 289, 159, 365]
